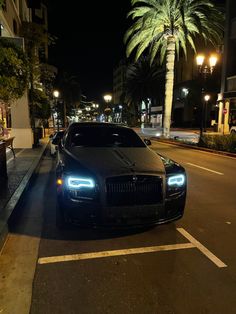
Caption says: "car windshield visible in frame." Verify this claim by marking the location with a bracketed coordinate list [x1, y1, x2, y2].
[66, 126, 146, 148]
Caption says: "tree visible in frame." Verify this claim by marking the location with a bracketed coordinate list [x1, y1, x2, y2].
[0, 39, 28, 103]
[20, 21, 56, 142]
[125, 0, 223, 137]
[57, 72, 81, 123]
[124, 57, 163, 124]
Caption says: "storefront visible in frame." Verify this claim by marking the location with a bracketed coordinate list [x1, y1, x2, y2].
[217, 90, 236, 134]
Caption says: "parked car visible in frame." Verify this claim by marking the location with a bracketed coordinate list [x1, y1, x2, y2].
[50, 131, 64, 156]
[53, 122, 187, 228]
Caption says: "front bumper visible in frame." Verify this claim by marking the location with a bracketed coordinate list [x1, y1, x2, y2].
[57, 189, 186, 228]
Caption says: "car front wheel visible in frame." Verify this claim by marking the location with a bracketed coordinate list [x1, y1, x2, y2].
[56, 201, 68, 229]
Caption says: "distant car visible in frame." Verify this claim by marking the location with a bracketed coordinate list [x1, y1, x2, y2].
[230, 126, 236, 134]
[50, 131, 64, 156]
[53, 122, 187, 228]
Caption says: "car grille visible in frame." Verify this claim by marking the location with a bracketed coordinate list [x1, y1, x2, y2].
[106, 175, 163, 206]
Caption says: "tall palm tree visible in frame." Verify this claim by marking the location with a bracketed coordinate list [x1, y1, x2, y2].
[124, 0, 223, 137]
[58, 72, 81, 125]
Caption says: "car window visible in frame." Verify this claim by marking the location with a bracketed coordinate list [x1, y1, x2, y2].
[66, 126, 146, 148]
[53, 131, 64, 140]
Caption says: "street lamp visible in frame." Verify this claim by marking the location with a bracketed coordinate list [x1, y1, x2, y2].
[119, 105, 123, 123]
[103, 94, 112, 103]
[196, 54, 218, 77]
[53, 90, 60, 131]
[203, 94, 210, 133]
[53, 90, 59, 98]
[103, 94, 112, 122]
[196, 54, 218, 138]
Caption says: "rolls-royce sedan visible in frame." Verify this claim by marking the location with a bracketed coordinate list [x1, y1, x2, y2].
[53, 122, 187, 228]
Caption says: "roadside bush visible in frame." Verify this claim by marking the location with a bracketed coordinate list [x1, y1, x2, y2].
[199, 134, 236, 153]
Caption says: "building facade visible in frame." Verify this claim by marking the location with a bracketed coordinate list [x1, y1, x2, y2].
[0, 0, 33, 148]
[113, 60, 127, 106]
[0, 0, 52, 147]
[217, 0, 236, 133]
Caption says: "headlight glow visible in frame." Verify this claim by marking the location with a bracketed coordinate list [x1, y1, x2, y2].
[167, 174, 185, 187]
[67, 177, 95, 189]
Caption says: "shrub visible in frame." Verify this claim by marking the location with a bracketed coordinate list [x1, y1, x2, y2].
[199, 134, 236, 153]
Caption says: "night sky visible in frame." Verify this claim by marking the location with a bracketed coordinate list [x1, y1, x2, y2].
[48, 1, 130, 102]
[47, 0, 225, 103]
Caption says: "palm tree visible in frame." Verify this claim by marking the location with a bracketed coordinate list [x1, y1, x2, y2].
[124, 57, 164, 124]
[124, 0, 223, 137]
[58, 72, 81, 124]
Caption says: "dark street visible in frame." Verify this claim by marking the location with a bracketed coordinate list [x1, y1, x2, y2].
[1, 142, 235, 314]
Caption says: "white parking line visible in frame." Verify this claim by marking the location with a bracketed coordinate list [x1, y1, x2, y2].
[38, 228, 227, 269]
[177, 228, 227, 268]
[38, 243, 195, 265]
[186, 163, 224, 175]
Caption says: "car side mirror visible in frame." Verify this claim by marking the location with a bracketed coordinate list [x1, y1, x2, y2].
[144, 138, 151, 146]
[52, 138, 61, 145]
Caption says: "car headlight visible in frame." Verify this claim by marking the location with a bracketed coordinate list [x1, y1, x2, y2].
[167, 174, 185, 187]
[67, 176, 95, 189]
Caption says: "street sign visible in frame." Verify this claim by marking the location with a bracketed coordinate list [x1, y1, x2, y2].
[223, 108, 227, 114]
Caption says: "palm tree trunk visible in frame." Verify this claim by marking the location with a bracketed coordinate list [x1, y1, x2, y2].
[163, 36, 176, 138]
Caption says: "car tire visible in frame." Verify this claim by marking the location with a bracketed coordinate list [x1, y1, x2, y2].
[56, 201, 68, 229]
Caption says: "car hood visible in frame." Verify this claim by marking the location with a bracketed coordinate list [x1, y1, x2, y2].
[65, 147, 165, 177]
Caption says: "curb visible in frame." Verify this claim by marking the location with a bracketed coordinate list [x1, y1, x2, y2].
[150, 138, 236, 158]
[0, 141, 48, 251]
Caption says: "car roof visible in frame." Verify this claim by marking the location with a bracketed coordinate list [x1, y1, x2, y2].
[67, 122, 130, 130]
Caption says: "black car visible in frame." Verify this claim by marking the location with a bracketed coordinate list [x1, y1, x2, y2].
[53, 122, 187, 228]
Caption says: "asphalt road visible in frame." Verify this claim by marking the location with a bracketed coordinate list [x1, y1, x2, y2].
[5, 143, 236, 314]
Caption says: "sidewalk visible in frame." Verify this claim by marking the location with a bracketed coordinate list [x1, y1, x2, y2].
[0, 138, 48, 249]
[133, 127, 223, 144]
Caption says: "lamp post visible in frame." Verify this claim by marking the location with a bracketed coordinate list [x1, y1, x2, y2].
[103, 94, 112, 122]
[53, 90, 60, 131]
[119, 105, 123, 123]
[92, 103, 99, 121]
[196, 54, 217, 139]
[203, 94, 210, 133]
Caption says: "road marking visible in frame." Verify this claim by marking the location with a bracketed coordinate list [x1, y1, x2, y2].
[177, 228, 227, 268]
[38, 229, 227, 269]
[186, 163, 224, 175]
[38, 243, 195, 265]
[7, 149, 25, 164]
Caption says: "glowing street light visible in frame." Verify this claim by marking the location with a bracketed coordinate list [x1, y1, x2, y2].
[182, 88, 189, 97]
[53, 90, 60, 98]
[204, 94, 210, 102]
[209, 55, 218, 71]
[196, 55, 205, 67]
[103, 94, 112, 103]
[203, 94, 211, 134]
[53, 90, 60, 131]
[196, 53, 218, 76]
[103, 94, 112, 122]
